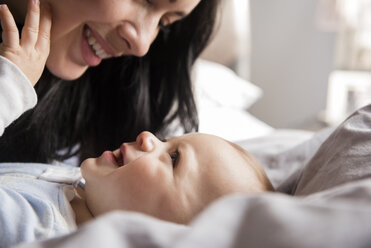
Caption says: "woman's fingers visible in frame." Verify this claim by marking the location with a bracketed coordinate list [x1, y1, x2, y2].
[0, 4, 20, 49]
[21, 0, 40, 48]
[36, 2, 52, 52]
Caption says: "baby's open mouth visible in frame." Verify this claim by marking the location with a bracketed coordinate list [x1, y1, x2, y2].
[113, 146, 124, 167]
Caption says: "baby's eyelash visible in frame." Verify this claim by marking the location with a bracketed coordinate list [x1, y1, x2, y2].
[170, 150, 179, 168]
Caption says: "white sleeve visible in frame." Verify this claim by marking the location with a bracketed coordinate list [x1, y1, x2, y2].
[0, 56, 37, 136]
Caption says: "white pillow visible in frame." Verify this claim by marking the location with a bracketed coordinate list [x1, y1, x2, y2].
[192, 59, 262, 109]
[198, 105, 273, 142]
[192, 59, 271, 142]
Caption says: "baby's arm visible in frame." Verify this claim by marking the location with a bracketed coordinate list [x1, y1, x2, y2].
[0, 0, 52, 86]
[0, 0, 51, 135]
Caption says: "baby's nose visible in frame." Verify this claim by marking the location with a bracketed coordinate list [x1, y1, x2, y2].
[136, 131, 157, 152]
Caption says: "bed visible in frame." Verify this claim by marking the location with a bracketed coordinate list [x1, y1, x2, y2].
[17, 61, 371, 248]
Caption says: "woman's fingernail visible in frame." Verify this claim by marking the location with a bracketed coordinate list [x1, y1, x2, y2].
[33, 0, 40, 6]
[0, 4, 8, 10]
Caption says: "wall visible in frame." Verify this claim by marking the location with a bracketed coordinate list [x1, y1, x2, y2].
[248, 0, 337, 128]
[201, 0, 250, 79]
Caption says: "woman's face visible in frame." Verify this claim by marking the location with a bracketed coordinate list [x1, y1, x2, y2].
[41, 0, 200, 80]
[81, 131, 267, 224]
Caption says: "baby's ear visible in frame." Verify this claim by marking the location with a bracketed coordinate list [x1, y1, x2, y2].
[248, 162, 274, 192]
[256, 169, 274, 192]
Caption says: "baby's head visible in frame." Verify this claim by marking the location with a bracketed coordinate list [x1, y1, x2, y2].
[81, 131, 273, 224]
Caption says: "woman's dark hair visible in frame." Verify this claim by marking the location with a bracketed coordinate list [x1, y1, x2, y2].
[0, 0, 220, 164]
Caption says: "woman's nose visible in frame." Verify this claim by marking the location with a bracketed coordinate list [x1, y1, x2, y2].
[117, 19, 159, 57]
[136, 131, 158, 152]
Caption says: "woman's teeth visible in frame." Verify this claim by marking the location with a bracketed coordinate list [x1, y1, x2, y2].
[85, 28, 111, 59]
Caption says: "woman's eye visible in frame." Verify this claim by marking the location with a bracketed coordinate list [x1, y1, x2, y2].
[170, 150, 179, 167]
[158, 21, 166, 29]
[158, 20, 171, 33]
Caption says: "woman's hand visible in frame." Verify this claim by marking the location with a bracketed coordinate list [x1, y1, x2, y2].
[0, 0, 52, 86]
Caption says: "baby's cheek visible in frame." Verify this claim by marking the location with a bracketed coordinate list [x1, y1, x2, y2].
[132, 159, 171, 186]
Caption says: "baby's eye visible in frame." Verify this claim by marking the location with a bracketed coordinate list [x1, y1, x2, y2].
[146, 0, 154, 5]
[170, 150, 179, 168]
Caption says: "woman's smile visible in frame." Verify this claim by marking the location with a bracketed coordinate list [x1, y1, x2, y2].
[85, 25, 120, 58]
[81, 24, 123, 67]
[81, 25, 102, 66]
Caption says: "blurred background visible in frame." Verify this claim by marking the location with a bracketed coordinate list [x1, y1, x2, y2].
[198, 0, 371, 133]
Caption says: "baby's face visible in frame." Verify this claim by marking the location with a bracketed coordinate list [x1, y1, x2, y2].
[81, 131, 267, 224]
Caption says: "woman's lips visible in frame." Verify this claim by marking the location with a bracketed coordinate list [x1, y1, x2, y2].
[81, 26, 102, 66]
[86, 25, 119, 57]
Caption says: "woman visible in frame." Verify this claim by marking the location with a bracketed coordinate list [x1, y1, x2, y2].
[0, 0, 220, 164]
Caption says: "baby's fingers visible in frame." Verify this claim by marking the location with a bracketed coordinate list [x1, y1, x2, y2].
[21, 0, 40, 48]
[0, 4, 20, 49]
[36, 2, 52, 51]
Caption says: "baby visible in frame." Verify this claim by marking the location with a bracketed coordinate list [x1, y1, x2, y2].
[76, 131, 274, 225]
[0, 131, 273, 247]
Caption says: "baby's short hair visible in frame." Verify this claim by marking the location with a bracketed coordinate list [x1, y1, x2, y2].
[227, 141, 274, 192]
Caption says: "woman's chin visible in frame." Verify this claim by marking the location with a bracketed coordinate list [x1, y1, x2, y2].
[46, 64, 88, 81]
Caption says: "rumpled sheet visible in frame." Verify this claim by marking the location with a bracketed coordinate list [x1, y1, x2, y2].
[18, 104, 371, 248]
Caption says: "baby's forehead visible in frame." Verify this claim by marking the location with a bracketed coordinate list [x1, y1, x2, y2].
[168, 133, 243, 161]
[185, 133, 244, 156]
[181, 132, 229, 143]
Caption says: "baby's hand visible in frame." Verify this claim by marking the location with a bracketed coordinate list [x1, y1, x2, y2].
[0, 0, 52, 86]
